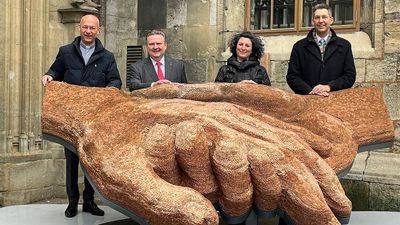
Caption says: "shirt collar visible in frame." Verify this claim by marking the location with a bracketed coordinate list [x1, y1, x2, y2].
[150, 56, 165, 65]
[316, 34, 328, 43]
[313, 30, 332, 45]
[80, 41, 95, 50]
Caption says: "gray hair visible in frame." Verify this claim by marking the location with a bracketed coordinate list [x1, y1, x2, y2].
[146, 30, 166, 43]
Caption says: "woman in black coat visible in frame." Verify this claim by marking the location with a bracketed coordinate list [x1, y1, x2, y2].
[215, 31, 271, 85]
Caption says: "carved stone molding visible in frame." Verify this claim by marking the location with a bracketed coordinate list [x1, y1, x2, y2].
[58, 0, 105, 24]
[57, 8, 99, 24]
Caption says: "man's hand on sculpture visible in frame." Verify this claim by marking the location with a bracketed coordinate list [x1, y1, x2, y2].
[42, 82, 394, 225]
[310, 84, 331, 96]
[151, 79, 172, 87]
[239, 79, 257, 84]
[42, 75, 53, 86]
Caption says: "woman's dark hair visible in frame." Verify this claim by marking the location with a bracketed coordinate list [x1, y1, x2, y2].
[229, 31, 264, 60]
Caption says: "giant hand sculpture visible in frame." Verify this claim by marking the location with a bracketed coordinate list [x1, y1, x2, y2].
[42, 82, 394, 225]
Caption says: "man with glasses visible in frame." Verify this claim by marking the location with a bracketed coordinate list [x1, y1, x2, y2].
[286, 3, 356, 97]
[42, 14, 121, 218]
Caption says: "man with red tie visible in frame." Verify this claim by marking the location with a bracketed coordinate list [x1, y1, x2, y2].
[128, 30, 187, 91]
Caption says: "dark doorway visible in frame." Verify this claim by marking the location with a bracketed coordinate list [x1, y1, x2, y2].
[138, 0, 167, 30]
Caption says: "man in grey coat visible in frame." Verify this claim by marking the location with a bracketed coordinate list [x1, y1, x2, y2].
[128, 30, 187, 91]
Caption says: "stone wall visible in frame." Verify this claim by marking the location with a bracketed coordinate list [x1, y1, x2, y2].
[0, 0, 138, 206]
[104, 0, 137, 87]
[341, 151, 400, 211]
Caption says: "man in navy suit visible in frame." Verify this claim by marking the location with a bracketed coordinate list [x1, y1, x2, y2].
[128, 30, 187, 91]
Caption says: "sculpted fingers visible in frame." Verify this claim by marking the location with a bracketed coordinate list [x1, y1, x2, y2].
[95, 145, 218, 225]
[279, 134, 352, 218]
[244, 114, 351, 219]
[209, 107, 350, 223]
[143, 124, 181, 185]
[175, 121, 219, 201]
[294, 111, 358, 172]
[212, 140, 253, 216]
[273, 149, 340, 225]
[247, 145, 281, 212]
[245, 135, 341, 225]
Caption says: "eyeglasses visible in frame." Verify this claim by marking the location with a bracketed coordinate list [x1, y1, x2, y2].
[80, 25, 98, 31]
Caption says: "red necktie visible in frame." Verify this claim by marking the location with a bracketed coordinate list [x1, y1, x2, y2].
[156, 61, 164, 80]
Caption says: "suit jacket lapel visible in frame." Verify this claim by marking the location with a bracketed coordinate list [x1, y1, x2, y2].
[323, 44, 338, 62]
[165, 56, 174, 80]
[305, 45, 322, 62]
[144, 58, 159, 81]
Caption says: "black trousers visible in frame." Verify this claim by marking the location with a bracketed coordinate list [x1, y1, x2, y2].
[278, 218, 287, 225]
[65, 148, 94, 204]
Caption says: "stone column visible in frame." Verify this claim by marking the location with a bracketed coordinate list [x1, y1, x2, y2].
[0, 0, 7, 155]
[0, 0, 70, 206]
[0, 0, 48, 155]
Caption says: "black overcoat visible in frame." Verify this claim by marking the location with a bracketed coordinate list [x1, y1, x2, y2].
[286, 28, 356, 94]
[46, 36, 121, 88]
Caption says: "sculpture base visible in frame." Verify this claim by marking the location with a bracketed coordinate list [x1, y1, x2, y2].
[100, 219, 139, 225]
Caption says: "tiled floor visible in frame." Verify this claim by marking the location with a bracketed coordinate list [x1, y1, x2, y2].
[0, 204, 399, 225]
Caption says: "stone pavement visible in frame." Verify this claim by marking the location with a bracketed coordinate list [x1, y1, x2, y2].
[1, 204, 400, 225]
